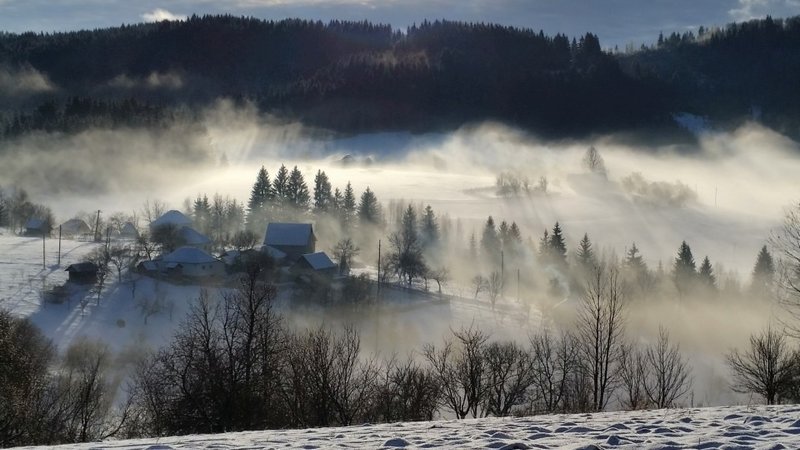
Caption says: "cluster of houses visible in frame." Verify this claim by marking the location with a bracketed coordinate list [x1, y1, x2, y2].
[25, 217, 138, 240]
[132, 210, 339, 283]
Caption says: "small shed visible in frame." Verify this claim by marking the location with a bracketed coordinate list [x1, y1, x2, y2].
[60, 218, 91, 238]
[292, 252, 338, 277]
[65, 262, 98, 284]
[24, 218, 48, 236]
[264, 223, 316, 263]
[161, 246, 225, 278]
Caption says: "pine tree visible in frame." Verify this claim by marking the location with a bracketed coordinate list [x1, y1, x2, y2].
[625, 242, 647, 273]
[698, 256, 716, 289]
[286, 166, 310, 212]
[357, 187, 381, 225]
[481, 216, 500, 264]
[193, 194, 211, 234]
[272, 164, 289, 214]
[507, 222, 523, 261]
[538, 229, 550, 259]
[420, 205, 439, 249]
[673, 241, 696, 289]
[751, 245, 775, 295]
[576, 233, 595, 269]
[498, 220, 510, 253]
[549, 222, 567, 265]
[469, 231, 477, 259]
[341, 182, 357, 232]
[312, 170, 333, 214]
[246, 166, 271, 231]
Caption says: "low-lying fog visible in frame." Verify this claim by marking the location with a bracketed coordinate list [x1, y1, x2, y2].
[2, 100, 798, 407]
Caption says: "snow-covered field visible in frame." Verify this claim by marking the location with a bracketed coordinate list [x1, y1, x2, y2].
[16, 404, 800, 450]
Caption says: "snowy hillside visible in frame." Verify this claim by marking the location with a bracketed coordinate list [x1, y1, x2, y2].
[15, 404, 800, 449]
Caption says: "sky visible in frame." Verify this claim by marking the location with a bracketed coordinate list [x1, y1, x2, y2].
[1, 0, 799, 48]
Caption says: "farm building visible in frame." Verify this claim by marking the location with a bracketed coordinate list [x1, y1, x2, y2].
[291, 252, 338, 277]
[24, 218, 49, 236]
[150, 210, 192, 231]
[65, 262, 98, 284]
[263, 223, 315, 263]
[178, 226, 212, 250]
[160, 246, 225, 278]
[60, 218, 91, 238]
[120, 222, 138, 239]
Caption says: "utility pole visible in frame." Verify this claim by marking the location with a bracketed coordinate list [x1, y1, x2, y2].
[500, 250, 504, 298]
[42, 228, 45, 269]
[377, 239, 381, 298]
[57, 225, 62, 266]
[94, 210, 101, 242]
[517, 268, 520, 303]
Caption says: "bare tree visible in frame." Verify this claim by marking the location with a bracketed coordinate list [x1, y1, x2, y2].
[472, 275, 488, 299]
[487, 271, 503, 309]
[582, 146, 607, 177]
[141, 199, 166, 225]
[576, 264, 627, 411]
[726, 326, 795, 404]
[373, 357, 440, 422]
[771, 203, 800, 335]
[107, 243, 135, 284]
[618, 342, 648, 410]
[529, 331, 578, 413]
[231, 229, 259, 251]
[643, 327, 693, 408]
[423, 325, 490, 419]
[332, 238, 360, 276]
[482, 341, 535, 416]
[87, 247, 110, 305]
[329, 326, 380, 425]
[430, 266, 450, 296]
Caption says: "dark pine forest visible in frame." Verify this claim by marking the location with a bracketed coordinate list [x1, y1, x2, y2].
[1, 15, 800, 139]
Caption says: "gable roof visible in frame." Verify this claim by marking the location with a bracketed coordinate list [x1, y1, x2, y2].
[61, 218, 91, 234]
[151, 210, 192, 229]
[178, 226, 211, 246]
[264, 223, 314, 247]
[65, 262, 98, 273]
[162, 246, 218, 264]
[120, 222, 138, 236]
[299, 252, 337, 271]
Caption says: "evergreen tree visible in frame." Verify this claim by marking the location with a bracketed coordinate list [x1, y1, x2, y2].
[698, 256, 716, 289]
[312, 170, 333, 214]
[625, 242, 647, 273]
[332, 187, 343, 212]
[480, 216, 500, 264]
[751, 245, 775, 295]
[193, 194, 211, 234]
[577, 233, 596, 269]
[246, 166, 271, 231]
[469, 231, 477, 259]
[507, 222, 523, 261]
[548, 222, 567, 265]
[498, 220, 510, 253]
[286, 166, 310, 212]
[357, 187, 381, 225]
[538, 229, 550, 259]
[341, 182, 357, 232]
[419, 205, 439, 249]
[673, 241, 697, 289]
[388, 204, 426, 285]
[272, 164, 289, 213]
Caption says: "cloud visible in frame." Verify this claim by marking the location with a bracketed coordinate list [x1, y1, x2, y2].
[142, 8, 186, 22]
[0, 65, 56, 97]
[729, 0, 800, 21]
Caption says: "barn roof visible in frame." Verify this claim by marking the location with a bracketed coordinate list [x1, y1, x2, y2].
[178, 226, 211, 246]
[264, 223, 314, 247]
[65, 262, 98, 273]
[120, 222, 138, 236]
[61, 218, 91, 234]
[299, 252, 336, 271]
[162, 247, 218, 264]
[151, 210, 192, 229]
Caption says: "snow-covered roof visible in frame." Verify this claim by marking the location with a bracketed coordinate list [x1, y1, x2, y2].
[264, 223, 314, 247]
[25, 218, 44, 229]
[65, 262, 97, 273]
[300, 252, 336, 271]
[162, 246, 218, 264]
[120, 222, 138, 236]
[61, 218, 91, 234]
[179, 226, 211, 246]
[261, 245, 287, 260]
[151, 210, 192, 229]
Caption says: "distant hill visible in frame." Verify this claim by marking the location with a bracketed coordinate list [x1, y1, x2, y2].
[1, 15, 799, 140]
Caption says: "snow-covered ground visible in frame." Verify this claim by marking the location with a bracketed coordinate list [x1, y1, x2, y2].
[16, 404, 800, 449]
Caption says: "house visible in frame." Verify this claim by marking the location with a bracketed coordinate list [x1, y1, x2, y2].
[263, 223, 315, 263]
[150, 210, 192, 231]
[60, 218, 91, 238]
[178, 226, 212, 251]
[65, 262, 98, 284]
[160, 246, 225, 278]
[120, 222, 139, 239]
[24, 218, 48, 236]
[291, 252, 338, 277]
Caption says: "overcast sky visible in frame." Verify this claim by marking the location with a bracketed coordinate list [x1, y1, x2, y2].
[1, 0, 799, 47]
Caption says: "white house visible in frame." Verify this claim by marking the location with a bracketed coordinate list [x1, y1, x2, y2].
[160, 246, 225, 278]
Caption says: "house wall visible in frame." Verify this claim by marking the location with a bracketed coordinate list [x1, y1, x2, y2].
[180, 261, 225, 278]
[273, 243, 315, 263]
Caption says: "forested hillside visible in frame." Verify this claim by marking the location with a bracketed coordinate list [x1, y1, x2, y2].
[1, 14, 799, 139]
